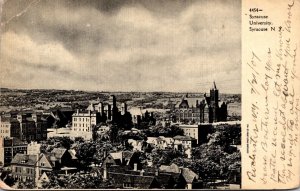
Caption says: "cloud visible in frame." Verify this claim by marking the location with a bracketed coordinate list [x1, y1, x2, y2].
[0, 0, 241, 93]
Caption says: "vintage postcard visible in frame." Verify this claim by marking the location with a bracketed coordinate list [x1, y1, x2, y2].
[0, 0, 299, 190]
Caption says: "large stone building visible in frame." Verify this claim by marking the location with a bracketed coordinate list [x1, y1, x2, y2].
[173, 82, 227, 124]
[70, 110, 99, 140]
[0, 137, 28, 166]
[0, 112, 48, 141]
[70, 95, 132, 140]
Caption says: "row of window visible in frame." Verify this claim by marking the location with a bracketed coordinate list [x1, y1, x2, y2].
[0, 130, 9, 133]
[73, 128, 90, 132]
[73, 123, 90, 128]
[73, 117, 95, 122]
[0, 124, 10, 128]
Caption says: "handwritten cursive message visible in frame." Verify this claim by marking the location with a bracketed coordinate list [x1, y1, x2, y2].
[244, 0, 299, 189]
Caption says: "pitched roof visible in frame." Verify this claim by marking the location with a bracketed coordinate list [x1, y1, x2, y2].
[11, 153, 38, 166]
[51, 148, 67, 159]
[109, 172, 159, 189]
[109, 151, 134, 165]
[175, 97, 206, 108]
[181, 167, 198, 183]
[156, 173, 174, 187]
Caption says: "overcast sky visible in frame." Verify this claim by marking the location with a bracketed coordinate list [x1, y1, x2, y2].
[0, 0, 241, 93]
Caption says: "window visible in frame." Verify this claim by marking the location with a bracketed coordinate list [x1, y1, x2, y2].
[41, 162, 45, 167]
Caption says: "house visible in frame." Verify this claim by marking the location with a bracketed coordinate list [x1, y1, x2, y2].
[10, 153, 53, 182]
[159, 163, 203, 189]
[49, 148, 77, 169]
[108, 172, 161, 189]
[104, 165, 176, 189]
[102, 151, 141, 170]
[173, 135, 197, 149]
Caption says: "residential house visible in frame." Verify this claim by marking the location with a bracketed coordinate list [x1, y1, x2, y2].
[48, 148, 77, 169]
[102, 151, 141, 171]
[10, 153, 53, 182]
[159, 163, 203, 189]
[108, 172, 161, 189]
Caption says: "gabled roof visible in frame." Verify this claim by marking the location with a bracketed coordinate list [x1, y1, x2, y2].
[11, 153, 52, 168]
[181, 168, 198, 183]
[11, 153, 38, 166]
[109, 151, 134, 165]
[159, 163, 198, 183]
[109, 172, 159, 189]
[156, 173, 174, 187]
[51, 148, 67, 159]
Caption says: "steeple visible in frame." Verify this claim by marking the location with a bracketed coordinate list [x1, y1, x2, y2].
[213, 81, 217, 89]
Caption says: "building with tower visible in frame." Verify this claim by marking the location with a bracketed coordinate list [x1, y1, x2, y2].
[173, 82, 227, 124]
[71, 95, 133, 140]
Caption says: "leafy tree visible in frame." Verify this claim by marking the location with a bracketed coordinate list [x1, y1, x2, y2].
[109, 124, 119, 143]
[47, 137, 74, 150]
[148, 149, 184, 167]
[1, 170, 16, 187]
[75, 142, 96, 171]
[17, 179, 35, 189]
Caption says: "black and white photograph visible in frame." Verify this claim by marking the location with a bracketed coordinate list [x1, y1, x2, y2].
[0, 0, 241, 189]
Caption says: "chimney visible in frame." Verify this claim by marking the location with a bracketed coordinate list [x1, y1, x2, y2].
[155, 170, 159, 176]
[103, 164, 108, 180]
[140, 169, 144, 176]
[134, 163, 138, 171]
[76, 109, 79, 114]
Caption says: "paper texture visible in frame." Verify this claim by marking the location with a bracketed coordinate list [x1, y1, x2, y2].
[242, 0, 300, 189]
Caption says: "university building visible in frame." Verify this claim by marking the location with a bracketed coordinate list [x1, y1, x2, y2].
[0, 112, 48, 141]
[70, 95, 132, 140]
[173, 82, 227, 124]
